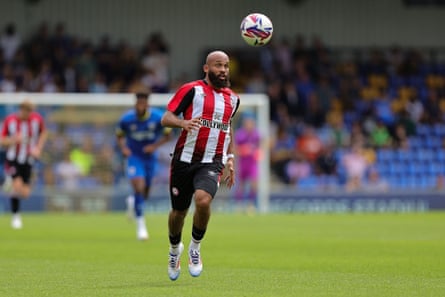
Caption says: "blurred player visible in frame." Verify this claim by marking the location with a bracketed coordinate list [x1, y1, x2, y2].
[116, 89, 171, 240]
[234, 113, 261, 208]
[0, 99, 47, 229]
[161, 50, 239, 280]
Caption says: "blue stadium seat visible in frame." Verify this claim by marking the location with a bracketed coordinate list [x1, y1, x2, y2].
[415, 149, 434, 162]
[407, 75, 425, 89]
[426, 163, 439, 175]
[389, 75, 405, 88]
[297, 176, 319, 190]
[416, 124, 432, 136]
[406, 162, 424, 175]
[432, 124, 445, 137]
[408, 137, 422, 150]
[436, 149, 445, 162]
[388, 162, 405, 175]
[376, 149, 395, 162]
[425, 137, 442, 148]
[375, 162, 389, 176]
[395, 150, 415, 162]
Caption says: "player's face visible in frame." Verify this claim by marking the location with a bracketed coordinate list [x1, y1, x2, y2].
[135, 98, 148, 117]
[18, 108, 32, 120]
[207, 59, 230, 89]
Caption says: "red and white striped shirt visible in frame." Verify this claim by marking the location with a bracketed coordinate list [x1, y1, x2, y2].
[167, 80, 240, 163]
[1, 112, 45, 164]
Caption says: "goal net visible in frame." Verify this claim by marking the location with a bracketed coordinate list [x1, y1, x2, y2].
[0, 93, 270, 213]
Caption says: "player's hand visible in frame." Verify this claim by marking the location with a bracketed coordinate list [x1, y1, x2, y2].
[143, 144, 157, 154]
[181, 117, 202, 133]
[224, 159, 235, 188]
[29, 147, 41, 158]
[121, 146, 132, 157]
[10, 134, 22, 145]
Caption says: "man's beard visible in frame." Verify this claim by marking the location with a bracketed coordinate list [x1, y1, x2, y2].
[208, 71, 230, 89]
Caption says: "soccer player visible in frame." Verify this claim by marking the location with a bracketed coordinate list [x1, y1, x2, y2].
[234, 114, 261, 209]
[116, 89, 171, 241]
[161, 50, 239, 280]
[0, 99, 47, 229]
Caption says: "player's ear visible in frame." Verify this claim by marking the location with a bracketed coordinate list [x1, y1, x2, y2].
[203, 64, 209, 73]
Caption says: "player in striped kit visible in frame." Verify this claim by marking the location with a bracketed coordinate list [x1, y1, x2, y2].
[162, 50, 240, 280]
[0, 99, 47, 229]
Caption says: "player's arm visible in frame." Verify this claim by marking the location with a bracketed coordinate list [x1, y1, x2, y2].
[224, 125, 236, 188]
[161, 111, 201, 133]
[142, 128, 173, 154]
[30, 129, 48, 158]
[0, 134, 21, 146]
[0, 119, 21, 146]
[161, 85, 201, 132]
[224, 97, 240, 188]
[116, 125, 132, 157]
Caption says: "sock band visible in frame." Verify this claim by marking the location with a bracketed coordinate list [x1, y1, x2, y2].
[11, 197, 20, 214]
[192, 225, 206, 242]
[169, 233, 182, 246]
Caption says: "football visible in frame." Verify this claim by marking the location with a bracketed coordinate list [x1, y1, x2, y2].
[240, 13, 273, 47]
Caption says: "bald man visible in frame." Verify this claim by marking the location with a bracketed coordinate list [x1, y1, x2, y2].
[162, 50, 240, 280]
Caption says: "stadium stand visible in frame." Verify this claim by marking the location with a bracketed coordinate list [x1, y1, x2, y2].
[1, 23, 445, 193]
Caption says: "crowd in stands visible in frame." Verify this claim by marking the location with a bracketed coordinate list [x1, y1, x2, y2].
[0, 22, 170, 95]
[1, 22, 445, 192]
[248, 35, 445, 191]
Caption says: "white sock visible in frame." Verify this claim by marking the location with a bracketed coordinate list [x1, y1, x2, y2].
[126, 195, 135, 207]
[136, 216, 146, 229]
[170, 244, 181, 254]
[190, 239, 200, 250]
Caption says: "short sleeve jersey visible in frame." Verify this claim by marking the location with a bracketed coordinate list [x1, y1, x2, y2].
[116, 108, 167, 160]
[1, 111, 45, 164]
[166, 80, 240, 163]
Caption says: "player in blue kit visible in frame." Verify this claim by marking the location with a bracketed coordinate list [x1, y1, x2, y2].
[116, 89, 172, 240]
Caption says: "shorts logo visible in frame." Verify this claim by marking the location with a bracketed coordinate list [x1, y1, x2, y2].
[6, 166, 16, 175]
[128, 166, 136, 175]
[208, 171, 216, 177]
[172, 187, 179, 196]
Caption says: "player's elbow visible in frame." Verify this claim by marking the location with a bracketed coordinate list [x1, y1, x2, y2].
[161, 115, 167, 127]
[161, 112, 171, 127]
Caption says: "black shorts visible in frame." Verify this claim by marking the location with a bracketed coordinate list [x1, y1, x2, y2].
[169, 159, 224, 211]
[5, 160, 33, 184]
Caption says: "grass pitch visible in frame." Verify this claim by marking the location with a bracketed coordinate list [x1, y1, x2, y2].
[0, 211, 444, 297]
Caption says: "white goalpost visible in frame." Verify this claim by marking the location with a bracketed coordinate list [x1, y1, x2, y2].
[0, 92, 271, 213]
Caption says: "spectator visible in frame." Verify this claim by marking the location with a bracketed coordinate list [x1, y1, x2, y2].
[295, 126, 323, 162]
[54, 150, 82, 190]
[362, 168, 389, 193]
[370, 120, 392, 148]
[314, 144, 338, 176]
[140, 33, 170, 92]
[341, 143, 370, 192]
[392, 123, 409, 150]
[0, 64, 17, 92]
[69, 137, 95, 176]
[285, 152, 311, 185]
[0, 23, 21, 62]
[270, 124, 295, 183]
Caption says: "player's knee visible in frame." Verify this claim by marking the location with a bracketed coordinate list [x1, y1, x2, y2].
[20, 186, 31, 198]
[194, 190, 212, 209]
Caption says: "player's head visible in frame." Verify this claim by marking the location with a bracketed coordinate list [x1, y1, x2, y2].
[204, 50, 230, 89]
[134, 88, 150, 117]
[18, 99, 34, 120]
[241, 113, 256, 131]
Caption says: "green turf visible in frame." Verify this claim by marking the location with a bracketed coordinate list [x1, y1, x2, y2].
[0, 211, 444, 297]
